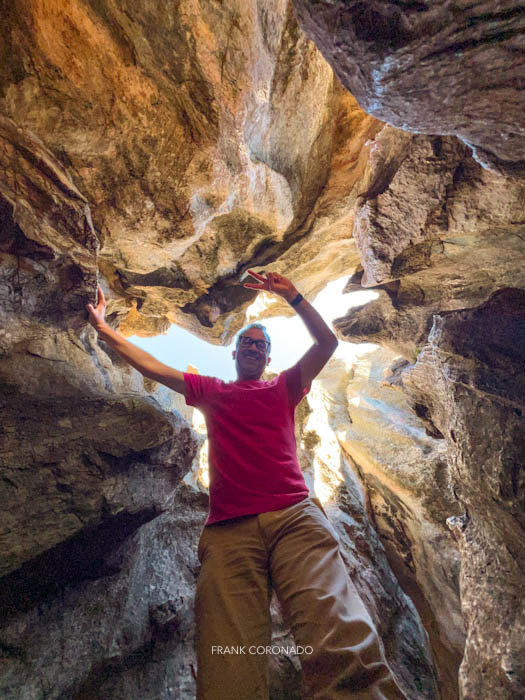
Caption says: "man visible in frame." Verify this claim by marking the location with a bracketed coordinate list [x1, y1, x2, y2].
[86, 270, 403, 700]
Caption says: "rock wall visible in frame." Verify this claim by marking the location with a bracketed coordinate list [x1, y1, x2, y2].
[1, 1, 524, 699]
[332, 129, 525, 698]
[0, 486, 205, 700]
[314, 349, 465, 698]
[332, 128, 525, 351]
[404, 291, 525, 699]
[291, 0, 525, 175]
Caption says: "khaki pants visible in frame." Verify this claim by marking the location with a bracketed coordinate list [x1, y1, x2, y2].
[195, 497, 404, 700]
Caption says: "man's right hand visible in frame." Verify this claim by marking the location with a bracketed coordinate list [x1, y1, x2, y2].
[85, 283, 187, 395]
[86, 284, 107, 330]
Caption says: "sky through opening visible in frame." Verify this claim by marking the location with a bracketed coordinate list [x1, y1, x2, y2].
[129, 277, 378, 380]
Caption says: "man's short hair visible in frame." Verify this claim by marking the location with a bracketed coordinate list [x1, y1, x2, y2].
[236, 323, 271, 349]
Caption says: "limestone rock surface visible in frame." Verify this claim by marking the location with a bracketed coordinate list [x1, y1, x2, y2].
[276, 360, 440, 698]
[0, 0, 379, 340]
[0, 112, 198, 697]
[0, 117, 197, 579]
[315, 349, 465, 699]
[0, 486, 205, 700]
[329, 128, 525, 699]
[334, 130, 525, 358]
[292, 0, 525, 175]
[403, 290, 525, 700]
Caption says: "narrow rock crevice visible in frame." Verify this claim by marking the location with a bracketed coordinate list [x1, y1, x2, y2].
[0, 507, 161, 623]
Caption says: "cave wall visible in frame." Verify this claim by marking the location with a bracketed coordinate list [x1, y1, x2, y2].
[1, 1, 524, 699]
[291, 0, 525, 176]
[404, 291, 525, 699]
[311, 349, 465, 698]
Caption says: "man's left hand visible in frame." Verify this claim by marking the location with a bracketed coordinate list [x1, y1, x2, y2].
[243, 269, 298, 303]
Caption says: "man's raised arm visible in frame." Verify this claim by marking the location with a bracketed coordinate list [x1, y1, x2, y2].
[243, 270, 338, 389]
[86, 284, 186, 395]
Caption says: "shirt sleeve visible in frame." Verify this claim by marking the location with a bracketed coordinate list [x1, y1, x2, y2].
[284, 362, 311, 407]
[183, 372, 221, 409]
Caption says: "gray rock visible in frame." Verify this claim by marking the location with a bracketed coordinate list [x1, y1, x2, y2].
[404, 289, 525, 699]
[292, 0, 525, 175]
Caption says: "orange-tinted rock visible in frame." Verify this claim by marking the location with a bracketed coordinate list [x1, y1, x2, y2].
[0, 0, 379, 340]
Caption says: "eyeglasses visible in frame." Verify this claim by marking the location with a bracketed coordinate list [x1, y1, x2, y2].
[238, 336, 270, 351]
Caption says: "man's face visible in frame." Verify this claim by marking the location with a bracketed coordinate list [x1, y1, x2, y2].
[232, 327, 271, 379]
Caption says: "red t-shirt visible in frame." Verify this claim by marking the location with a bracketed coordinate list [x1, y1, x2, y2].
[184, 363, 310, 525]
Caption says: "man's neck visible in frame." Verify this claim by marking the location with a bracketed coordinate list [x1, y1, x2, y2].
[236, 372, 263, 382]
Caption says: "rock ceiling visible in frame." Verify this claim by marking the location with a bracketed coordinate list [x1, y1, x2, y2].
[1, 0, 380, 340]
[292, 0, 525, 176]
[1, 1, 524, 699]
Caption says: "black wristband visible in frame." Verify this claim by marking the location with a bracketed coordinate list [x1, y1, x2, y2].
[289, 293, 303, 308]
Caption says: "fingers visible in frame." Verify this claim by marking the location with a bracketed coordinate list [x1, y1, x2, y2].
[247, 269, 266, 282]
[85, 285, 105, 320]
[244, 270, 287, 294]
[247, 269, 285, 282]
[97, 284, 106, 306]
